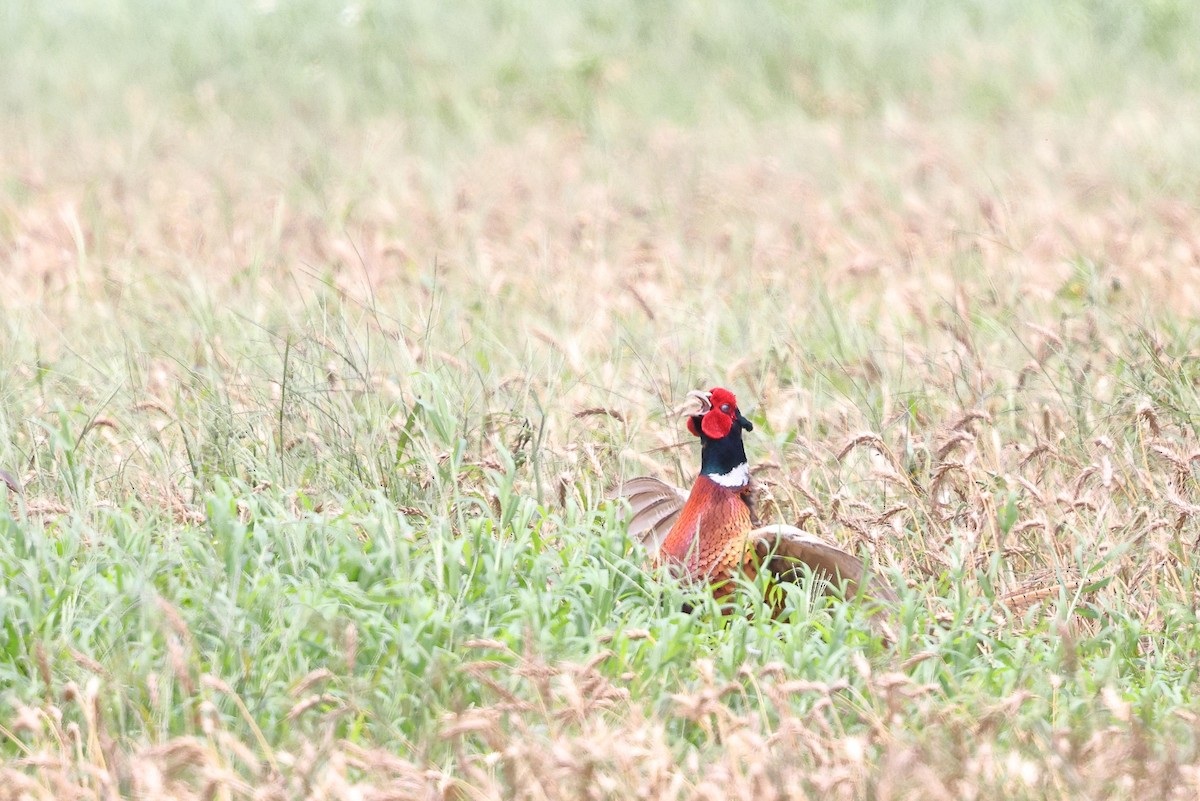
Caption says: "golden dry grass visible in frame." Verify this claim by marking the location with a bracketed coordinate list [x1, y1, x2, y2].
[4, 2, 1200, 799]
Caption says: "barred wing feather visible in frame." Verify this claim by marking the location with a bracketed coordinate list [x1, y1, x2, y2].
[615, 476, 688, 553]
[749, 524, 899, 603]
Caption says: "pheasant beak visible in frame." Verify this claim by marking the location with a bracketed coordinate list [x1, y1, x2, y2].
[681, 389, 713, 416]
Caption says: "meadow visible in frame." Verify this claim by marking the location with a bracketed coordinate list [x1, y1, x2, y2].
[4, 1, 1200, 798]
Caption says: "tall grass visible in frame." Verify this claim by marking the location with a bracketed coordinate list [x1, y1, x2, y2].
[4, 1, 1200, 798]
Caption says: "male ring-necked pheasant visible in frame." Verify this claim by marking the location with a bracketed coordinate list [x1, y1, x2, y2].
[620, 387, 897, 608]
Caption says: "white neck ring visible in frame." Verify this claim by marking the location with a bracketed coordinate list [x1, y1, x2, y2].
[708, 462, 749, 488]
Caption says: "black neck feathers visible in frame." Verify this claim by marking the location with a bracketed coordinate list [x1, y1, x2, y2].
[691, 414, 751, 481]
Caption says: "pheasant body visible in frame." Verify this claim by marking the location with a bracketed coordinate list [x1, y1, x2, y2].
[621, 386, 899, 609]
[655, 475, 754, 597]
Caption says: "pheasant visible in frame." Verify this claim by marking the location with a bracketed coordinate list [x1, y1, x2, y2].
[620, 387, 898, 609]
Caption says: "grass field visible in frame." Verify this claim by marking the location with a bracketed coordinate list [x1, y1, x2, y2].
[4, 1, 1200, 798]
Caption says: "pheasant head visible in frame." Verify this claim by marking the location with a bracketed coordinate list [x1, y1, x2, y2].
[684, 387, 755, 488]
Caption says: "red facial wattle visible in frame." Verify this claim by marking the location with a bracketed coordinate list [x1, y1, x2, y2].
[700, 408, 733, 438]
[688, 387, 739, 439]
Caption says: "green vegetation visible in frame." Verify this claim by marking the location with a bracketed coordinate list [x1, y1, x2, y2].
[3, 1, 1200, 797]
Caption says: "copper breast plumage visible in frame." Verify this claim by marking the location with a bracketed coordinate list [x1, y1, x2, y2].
[654, 476, 754, 594]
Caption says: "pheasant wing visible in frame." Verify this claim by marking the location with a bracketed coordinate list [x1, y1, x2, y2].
[614, 476, 688, 554]
[749, 524, 899, 603]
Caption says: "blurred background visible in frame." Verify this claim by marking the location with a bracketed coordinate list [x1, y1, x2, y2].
[6, 1, 1200, 319]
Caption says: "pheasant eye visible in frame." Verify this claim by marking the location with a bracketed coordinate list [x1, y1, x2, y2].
[720, 403, 731, 413]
